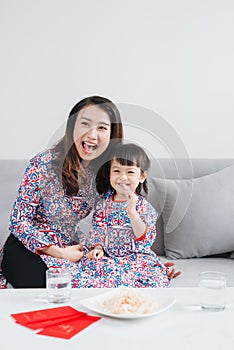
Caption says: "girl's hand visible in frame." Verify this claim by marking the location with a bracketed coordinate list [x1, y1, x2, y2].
[164, 262, 182, 279]
[62, 244, 84, 262]
[118, 184, 138, 215]
[118, 185, 146, 238]
[86, 246, 104, 260]
[125, 191, 138, 214]
[40, 243, 84, 262]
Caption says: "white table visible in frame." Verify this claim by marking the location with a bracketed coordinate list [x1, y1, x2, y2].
[1, 287, 234, 350]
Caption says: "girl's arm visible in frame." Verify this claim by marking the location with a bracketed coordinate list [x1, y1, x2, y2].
[86, 245, 104, 260]
[128, 212, 147, 239]
[128, 195, 181, 278]
[126, 192, 147, 239]
[131, 198, 158, 253]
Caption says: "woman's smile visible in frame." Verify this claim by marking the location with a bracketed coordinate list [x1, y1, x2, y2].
[82, 141, 98, 154]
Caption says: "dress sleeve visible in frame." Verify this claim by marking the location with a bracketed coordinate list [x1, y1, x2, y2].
[86, 198, 106, 249]
[9, 156, 58, 253]
[134, 199, 158, 254]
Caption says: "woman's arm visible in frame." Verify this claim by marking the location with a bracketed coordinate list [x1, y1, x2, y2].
[40, 244, 84, 262]
[9, 155, 61, 253]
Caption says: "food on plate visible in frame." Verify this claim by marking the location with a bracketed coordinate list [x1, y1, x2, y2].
[99, 287, 159, 315]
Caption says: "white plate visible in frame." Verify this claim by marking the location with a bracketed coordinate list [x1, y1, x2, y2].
[80, 289, 176, 319]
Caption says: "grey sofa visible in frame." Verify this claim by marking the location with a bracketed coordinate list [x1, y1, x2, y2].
[1, 158, 234, 288]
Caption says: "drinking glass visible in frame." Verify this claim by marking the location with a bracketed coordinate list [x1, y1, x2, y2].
[199, 271, 226, 311]
[46, 268, 71, 303]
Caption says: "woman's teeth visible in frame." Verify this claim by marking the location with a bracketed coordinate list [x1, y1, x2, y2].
[82, 142, 97, 151]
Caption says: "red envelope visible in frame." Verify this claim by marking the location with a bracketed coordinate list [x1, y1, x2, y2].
[11, 306, 82, 325]
[37, 315, 101, 339]
[21, 313, 86, 330]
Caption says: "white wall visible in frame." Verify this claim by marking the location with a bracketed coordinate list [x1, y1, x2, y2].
[1, 0, 234, 159]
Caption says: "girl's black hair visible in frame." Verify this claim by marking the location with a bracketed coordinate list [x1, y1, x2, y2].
[97, 143, 151, 195]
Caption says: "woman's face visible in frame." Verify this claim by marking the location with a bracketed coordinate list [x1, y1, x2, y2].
[73, 105, 111, 161]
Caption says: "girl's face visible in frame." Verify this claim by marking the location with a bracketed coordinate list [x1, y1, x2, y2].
[110, 159, 147, 198]
[73, 105, 111, 161]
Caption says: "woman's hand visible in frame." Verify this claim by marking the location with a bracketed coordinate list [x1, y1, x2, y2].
[40, 243, 84, 262]
[164, 262, 182, 279]
[62, 244, 85, 262]
[86, 246, 104, 260]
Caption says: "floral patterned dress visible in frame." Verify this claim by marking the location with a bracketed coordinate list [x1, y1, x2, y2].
[0, 150, 169, 288]
[86, 192, 170, 288]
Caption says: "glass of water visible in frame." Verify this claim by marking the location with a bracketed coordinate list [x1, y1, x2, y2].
[199, 271, 226, 311]
[46, 268, 71, 303]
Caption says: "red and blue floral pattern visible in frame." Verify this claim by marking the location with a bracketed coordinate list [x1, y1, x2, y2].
[0, 150, 169, 288]
[85, 192, 170, 287]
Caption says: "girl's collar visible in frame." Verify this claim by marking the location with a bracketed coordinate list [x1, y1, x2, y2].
[112, 193, 127, 202]
[111, 192, 138, 202]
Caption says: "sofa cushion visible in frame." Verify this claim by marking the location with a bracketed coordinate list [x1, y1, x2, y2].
[151, 165, 234, 259]
[160, 256, 234, 287]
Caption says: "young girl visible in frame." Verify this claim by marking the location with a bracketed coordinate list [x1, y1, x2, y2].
[86, 143, 171, 288]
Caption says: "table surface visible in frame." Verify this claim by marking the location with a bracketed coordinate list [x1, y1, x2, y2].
[1, 287, 234, 350]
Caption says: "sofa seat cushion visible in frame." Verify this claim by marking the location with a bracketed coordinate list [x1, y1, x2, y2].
[160, 256, 234, 287]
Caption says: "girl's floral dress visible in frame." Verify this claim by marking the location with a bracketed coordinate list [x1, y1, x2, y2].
[86, 192, 169, 288]
[0, 150, 169, 288]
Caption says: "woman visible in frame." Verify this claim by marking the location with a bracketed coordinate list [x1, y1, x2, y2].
[0, 95, 179, 288]
[0, 96, 122, 288]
